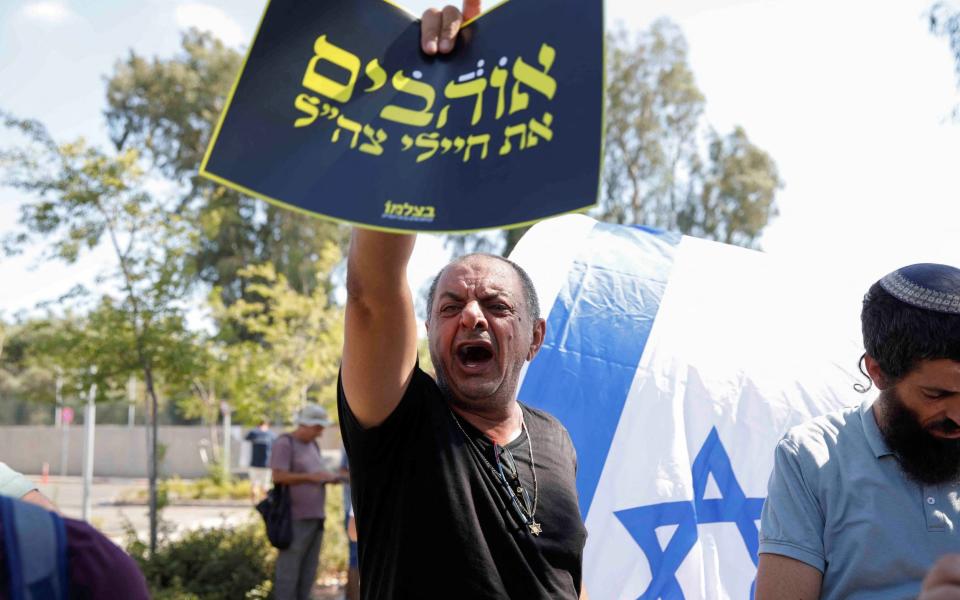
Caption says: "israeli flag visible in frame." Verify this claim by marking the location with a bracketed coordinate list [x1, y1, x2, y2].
[510, 215, 864, 600]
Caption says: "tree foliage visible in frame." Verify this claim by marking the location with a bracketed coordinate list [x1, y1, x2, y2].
[0, 307, 200, 413]
[103, 30, 347, 312]
[676, 126, 781, 246]
[602, 21, 704, 230]
[601, 20, 780, 249]
[2, 27, 353, 554]
[0, 317, 65, 413]
[207, 242, 345, 422]
[0, 107, 205, 551]
[0, 115, 196, 386]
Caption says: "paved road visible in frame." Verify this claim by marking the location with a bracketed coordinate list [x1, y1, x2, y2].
[28, 475, 346, 599]
[32, 475, 255, 543]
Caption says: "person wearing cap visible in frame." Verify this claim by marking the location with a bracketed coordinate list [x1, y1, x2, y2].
[270, 404, 340, 600]
[756, 263, 960, 599]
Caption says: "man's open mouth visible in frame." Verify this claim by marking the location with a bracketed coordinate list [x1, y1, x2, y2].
[456, 343, 494, 368]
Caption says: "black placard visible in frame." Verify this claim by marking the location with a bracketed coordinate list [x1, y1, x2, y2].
[200, 0, 604, 232]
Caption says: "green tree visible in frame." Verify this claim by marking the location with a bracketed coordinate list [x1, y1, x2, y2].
[0, 112, 198, 553]
[602, 21, 704, 230]
[0, 317, 67, 424]
[677, 126, 780, 247]
[600, 20, 780, 249]
[1, 306, 201, 422]
[177, 242, 346, 454]
[176, 338, 273, 469]
[103, 30, 347, 314]
[210, 243, 345, 421]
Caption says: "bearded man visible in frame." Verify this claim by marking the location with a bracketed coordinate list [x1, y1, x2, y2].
[756, 263, 960, 599]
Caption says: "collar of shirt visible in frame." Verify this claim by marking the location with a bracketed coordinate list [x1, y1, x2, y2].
[860, 398, 894, 459]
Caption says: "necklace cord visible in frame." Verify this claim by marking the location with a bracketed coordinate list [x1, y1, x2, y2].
[449, 407, 540, 534]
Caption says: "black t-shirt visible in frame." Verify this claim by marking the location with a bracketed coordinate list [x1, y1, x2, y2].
[339, 366, 586, 600]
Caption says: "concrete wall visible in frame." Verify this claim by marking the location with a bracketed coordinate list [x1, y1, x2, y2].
[0, 425, 343, 478]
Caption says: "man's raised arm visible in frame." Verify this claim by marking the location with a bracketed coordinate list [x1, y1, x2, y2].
[342, 230, 419, 428]
[341, 0, 480, 428]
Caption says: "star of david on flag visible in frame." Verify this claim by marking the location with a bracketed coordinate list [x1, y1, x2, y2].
[615, 428, 764, 599]
[508, 215, 864, 599]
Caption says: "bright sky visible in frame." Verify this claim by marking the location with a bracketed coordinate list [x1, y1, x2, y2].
[1, 0, 958, 322]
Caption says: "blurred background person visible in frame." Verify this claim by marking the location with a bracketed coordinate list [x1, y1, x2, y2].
[270, 405, 339, 600]
[245, 419, 276, 503]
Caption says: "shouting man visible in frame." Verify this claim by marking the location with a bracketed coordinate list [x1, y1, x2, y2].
[338, 9, 586, 598]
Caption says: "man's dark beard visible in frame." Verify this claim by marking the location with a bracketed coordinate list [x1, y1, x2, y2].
[878, 388, 960, 485]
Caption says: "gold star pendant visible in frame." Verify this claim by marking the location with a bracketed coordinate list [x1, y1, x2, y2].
[529, 521, 542, 536]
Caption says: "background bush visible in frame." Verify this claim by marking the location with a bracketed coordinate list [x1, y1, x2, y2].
[127, 520, 275, 600]
[125, 489, 348, 599]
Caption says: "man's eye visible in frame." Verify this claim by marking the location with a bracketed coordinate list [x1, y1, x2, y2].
[439, 305, 460, 314]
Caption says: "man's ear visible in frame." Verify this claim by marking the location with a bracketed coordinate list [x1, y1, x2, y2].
[526, 318, 546, 361]
[864, 355, 892, 390]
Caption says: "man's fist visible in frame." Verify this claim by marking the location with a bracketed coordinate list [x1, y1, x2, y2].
[421, 0, 482, 55]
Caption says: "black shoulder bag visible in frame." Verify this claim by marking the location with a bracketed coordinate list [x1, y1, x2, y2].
[255, 434, 293, 549]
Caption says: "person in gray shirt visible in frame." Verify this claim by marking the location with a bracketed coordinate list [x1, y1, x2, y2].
[270, 404, 341, 600]
[756, 263, 960, 600]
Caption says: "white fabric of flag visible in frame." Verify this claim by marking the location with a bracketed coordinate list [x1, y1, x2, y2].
[509, 215, 866, 600]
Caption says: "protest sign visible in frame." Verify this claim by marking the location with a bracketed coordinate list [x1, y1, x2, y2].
[200, 0, 603, 232]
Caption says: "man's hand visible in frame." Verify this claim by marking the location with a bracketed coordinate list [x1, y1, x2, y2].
[921, 555, 960, 600]
[421, 0, 482, 55]
[310, 471, 341, 484]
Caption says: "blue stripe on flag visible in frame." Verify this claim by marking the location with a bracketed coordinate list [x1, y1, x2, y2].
[519, 223, 680, 517]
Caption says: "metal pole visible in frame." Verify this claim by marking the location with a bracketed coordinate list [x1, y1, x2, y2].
[221, 402, 231, 482]
[149, 379, 158, 554]
[127, 375, 136, 428]
[81, 370, 97, 522]
[60, 418, 70, 478]
[57, 374, 68, 477]
[54, 375, 62, 427]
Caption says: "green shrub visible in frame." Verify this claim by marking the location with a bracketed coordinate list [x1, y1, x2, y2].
[124, 488, 349, 598]
[126, 520, 275, 600]
[123, 475, 253, 503]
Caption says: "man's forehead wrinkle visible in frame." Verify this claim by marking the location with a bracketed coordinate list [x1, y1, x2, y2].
[441, 264, 516, 294]
[438, 289, 465, 302]
[439, 279, 512, 299]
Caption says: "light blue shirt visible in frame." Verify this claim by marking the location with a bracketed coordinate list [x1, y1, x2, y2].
[760, 400, 960, 600]
[0, 462, 35, 499]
